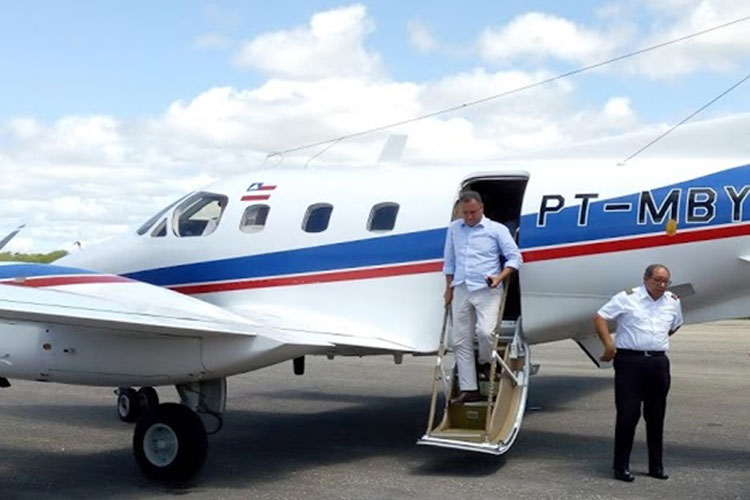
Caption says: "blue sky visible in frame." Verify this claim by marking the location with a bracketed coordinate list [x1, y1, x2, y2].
[1, 1, 749, 251]
[2, 1, 746, 121]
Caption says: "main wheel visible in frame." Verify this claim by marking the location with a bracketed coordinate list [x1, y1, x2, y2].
[138, 386, 159, 409]
[117, 387, 141, 423]
[133, 403, 208, 482]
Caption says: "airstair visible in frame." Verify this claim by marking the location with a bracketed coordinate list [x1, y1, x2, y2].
[418, 281, 530, 455]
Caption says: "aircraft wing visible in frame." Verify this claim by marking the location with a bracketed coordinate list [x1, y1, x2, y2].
[0, 283, 268, 339]
[230, 304, 419, 353]
[0, 263, 415, 352]
[0, 284, 415, 352]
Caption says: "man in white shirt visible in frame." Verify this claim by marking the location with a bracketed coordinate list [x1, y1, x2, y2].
[593, 264, 683, 482]
[443, 191, 522, 405]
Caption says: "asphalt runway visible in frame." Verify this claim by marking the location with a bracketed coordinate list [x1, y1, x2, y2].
[1, 321, 748, 499]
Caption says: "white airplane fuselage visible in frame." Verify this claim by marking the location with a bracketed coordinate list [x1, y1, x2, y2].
[57, 156, 750, 357]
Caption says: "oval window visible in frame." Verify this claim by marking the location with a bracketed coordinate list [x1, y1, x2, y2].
[367, 202, 399, 232]
[240, 204, 270, 233]
[302, 203, 333, 233]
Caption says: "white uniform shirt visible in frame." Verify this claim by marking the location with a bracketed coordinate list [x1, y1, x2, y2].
[597, 285, 683, 351]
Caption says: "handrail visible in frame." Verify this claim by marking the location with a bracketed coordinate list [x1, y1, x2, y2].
[484, 275, 512, 437]
[424, 305, 451, 436]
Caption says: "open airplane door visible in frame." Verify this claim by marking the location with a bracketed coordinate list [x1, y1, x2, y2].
[418, 174, 530, 454]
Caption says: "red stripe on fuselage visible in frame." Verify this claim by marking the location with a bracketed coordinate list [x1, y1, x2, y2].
[171, 261, 444, 295]
[173, 224, 750, 294]
[0, 275, 131, 287]
[241, 194, 271, 201]
[522, 223, 750, 262]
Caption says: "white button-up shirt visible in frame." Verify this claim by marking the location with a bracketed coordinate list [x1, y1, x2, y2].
[597, 285, 683, 351]
[443, 216, 522, 292]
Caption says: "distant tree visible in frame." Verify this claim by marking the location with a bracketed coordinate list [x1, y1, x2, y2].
[0, 250, 68, 263]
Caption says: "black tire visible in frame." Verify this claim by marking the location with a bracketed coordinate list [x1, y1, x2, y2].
[133, 403, 208, 482]
[138, 387, 159, 409]
[117, 387, 141, 423]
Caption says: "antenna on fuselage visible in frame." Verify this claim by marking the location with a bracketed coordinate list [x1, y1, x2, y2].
[0, 224, 25, 252]
[304, 138, 342, 169]
[619, 71, 750, 164]
[263, 152, 284, 169]
[377, 134, 408, 164]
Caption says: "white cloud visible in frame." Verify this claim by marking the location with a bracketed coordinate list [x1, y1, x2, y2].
[407, 20, 437, 53]
[603, 96, 636, 122]
[233, 4, 383, 79]
[563, 96, 640, 142]
[6, 117, 42, 139]
[479, 12, 618, 64]
[614, 0, 750, 78]
[476, 4, 749, 79]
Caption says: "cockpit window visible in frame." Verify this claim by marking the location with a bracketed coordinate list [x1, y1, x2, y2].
[172, 192, 229, 237]
[151, 219, 167, 237]
[240, 204, 270, 233]
[302, 203, 333, 233]
[136, 194, 189, 236]
[367, 202, 399, 232]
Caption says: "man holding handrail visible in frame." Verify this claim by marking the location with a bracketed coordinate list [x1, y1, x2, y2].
[443, 191, 522, 405]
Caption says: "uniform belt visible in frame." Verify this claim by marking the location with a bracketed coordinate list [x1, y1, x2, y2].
[617, 348, 666, 357]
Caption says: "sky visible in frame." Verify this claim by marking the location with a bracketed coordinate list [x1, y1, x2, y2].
[1, 0, 749, 252]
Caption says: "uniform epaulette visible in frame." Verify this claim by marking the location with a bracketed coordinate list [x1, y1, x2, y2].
[667, 291, 680, 300]
[624, 288, 634, 295]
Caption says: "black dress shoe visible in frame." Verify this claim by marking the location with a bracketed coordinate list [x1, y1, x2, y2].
[649, 469, 669, 480]
[449, 390, 482, 405]
[614, 469, 635, 482]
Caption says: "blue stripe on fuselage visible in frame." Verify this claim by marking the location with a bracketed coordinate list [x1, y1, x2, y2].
[520, 163, 750, 248]
[124, 228, 447, 287]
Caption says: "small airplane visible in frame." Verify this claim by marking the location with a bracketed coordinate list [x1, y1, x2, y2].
[1, 117, 749, 481]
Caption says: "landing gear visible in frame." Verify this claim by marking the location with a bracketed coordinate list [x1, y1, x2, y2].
[139, 386, 159, 408]
[130, 378, 226, 481]
[116, 386, 160, 423]
[133, 403, 208, 482]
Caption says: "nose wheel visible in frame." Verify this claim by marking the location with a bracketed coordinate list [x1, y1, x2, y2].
[133, 403, 208, 482]
[116, 386, 160, 423]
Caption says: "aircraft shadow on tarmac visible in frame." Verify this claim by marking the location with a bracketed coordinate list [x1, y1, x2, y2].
[0, 373, 747, 496]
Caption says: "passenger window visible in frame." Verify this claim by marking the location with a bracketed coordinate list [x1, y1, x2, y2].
[302, 203, 333, 233]
[240, 204, 270, 233]
[172, 192, 228, 237]
[151, 219, 167, 237]
[367, 202, 399, 232]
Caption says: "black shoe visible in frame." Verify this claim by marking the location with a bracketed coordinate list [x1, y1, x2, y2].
[649, 469, 669, 480]
[614, 469, 635, 482]
[449, 390, 482, 405]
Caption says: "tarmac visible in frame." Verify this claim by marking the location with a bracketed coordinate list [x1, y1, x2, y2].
[0, 320, 748, 499]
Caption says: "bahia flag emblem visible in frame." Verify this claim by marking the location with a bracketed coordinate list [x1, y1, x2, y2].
[241, 182, 277, 201]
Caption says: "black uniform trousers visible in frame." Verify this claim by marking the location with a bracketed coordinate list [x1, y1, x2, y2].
[613, 350, 671, 472]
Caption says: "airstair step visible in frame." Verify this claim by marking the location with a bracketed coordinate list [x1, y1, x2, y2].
[429, 428, 485, 442]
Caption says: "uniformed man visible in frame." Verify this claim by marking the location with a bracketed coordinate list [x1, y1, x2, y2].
[593, 264, 683, 482]
[443, 190, 522, 405]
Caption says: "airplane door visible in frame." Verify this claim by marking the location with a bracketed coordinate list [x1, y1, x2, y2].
[461, 174, 528, 323]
